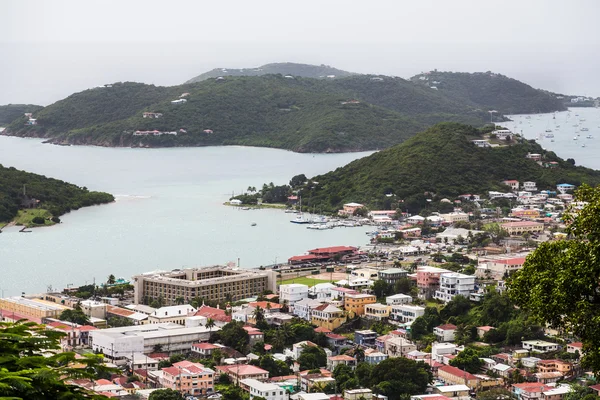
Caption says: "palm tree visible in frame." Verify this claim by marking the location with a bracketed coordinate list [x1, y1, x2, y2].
[272, 329, 286, 351]
[175, 296, 184, 305]
[252, 306, 265, 324]
[455, 324, 471, 345]
[349, 345, 365, 363]
[107, 274, 116, 285]
[206, 318, 216, 334]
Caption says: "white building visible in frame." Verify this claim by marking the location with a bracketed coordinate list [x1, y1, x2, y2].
[432, 343, 457, 363]
[434, 273, 475, 303]
[148, 305, 198, 325]
[521, 340, 560, 353]
[386, 293, 412, 306]
[292, 298, 323, 321]
[279, 284, 309, 311]
[241, 378, 287, 400]
[390, 304, 425, 324]
[440, 212, 469, 224]
[523, 181, 537, 192]
[308, 283, 336, 302]
[90, 323, 215, 364]
[434, 324, 457, 342]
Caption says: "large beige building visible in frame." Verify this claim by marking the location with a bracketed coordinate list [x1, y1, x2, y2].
[133, 266, 277, 306]
[0, 296, 70, 320]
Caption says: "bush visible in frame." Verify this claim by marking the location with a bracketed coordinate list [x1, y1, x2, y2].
[31, 216, 45, 224]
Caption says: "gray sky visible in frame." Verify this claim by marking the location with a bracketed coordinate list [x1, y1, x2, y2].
[2, 0, 599, 106]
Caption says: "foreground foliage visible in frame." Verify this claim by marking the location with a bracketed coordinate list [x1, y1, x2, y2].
[0, 321, 113, 399]
[509, 184, 600, 373]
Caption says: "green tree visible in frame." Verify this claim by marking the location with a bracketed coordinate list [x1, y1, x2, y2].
[355, 362, 373, 387]
[508, 185, 600, 372]
[205, 318, 216, 334]
[149, 388, 185, 400]
[59, 308, 90, 325]
[410, 317, 428, 340]
[370, 357, 432, 400]
[0, 320, 115, 399]
[333, 364, 357, 392]
[449, 348, 483, 373]
[107, 274, 116, 285]
[214, 321, 250, 353]
[372, 279, 391, 299]
[394, 277, 413, 294]
[297, 345, 327, 370]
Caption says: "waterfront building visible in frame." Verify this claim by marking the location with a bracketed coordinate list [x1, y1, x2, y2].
[133, 266, 276, 305]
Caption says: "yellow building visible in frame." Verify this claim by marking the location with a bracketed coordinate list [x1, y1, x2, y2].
[0, 297, 69, 319]
[311, 304, 346, 330]
[344, 293, 377, 317]
[364, 303, 391, 320]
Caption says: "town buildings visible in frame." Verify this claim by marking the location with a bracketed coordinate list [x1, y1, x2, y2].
[344, 293, 377, 317]
[279, 284, 309, 311]
[241, 378, 287, 400]
[311, 304, 346, 330]
[133, 266, 276, 305]
[501, 221, 544, 236]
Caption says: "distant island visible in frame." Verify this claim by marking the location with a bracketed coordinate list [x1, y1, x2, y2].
[1, 63, 568, 153]
[0, 164, 114, 228]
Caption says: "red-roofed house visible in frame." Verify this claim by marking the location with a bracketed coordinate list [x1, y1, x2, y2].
[512, 382, 551, 400]
[195, 305, 231, 325]
[314, 326, 331, 334]
[477, 326, 495, 339]
[477, 256, 527, 279]
[243, 326, 264, 345]
[327, 354, 356, 371]
[191, 342, 220, 357]
[216, 364, 269, 382]
[161, 361, 214, 396]
[434, 324, 457, 342]
[566, 342, 583, 355]
[437, 365, 478, 389]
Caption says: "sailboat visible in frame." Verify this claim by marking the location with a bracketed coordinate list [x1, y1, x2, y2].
[290, 196, 311, 224]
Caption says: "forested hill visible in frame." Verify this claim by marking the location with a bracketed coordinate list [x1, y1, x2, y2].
[3, 75, 487, 152]
[296, 123, 600, 213]
[185, 62, 356, 83]
[4, 82, 179, 138]
[0, 164, 114, 223]
[3, 70, 568, 152]
[410, 71, 567, 115]
[0, 104, 43, 125]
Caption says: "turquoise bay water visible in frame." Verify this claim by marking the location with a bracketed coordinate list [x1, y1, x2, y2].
[0, 139, 373, 296]
[1, 107, 599, 296]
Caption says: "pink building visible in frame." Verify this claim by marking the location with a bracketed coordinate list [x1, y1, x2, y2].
[161, 361, 214, 396]
[416, 266, 451, 299]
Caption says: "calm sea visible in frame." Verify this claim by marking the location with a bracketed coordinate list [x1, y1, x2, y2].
[0, 139, 374, 296]
[1, 107, 599, 296]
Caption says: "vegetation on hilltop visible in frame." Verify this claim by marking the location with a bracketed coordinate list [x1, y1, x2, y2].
[185, 62, 356, 83]
[3, 69, 570, 152]
[410, 71, 567, 115]
[5, 82, 180, 138]
[0, 164, 114, 223]
[293, 123, 600, 213]
[0, 104, 43, 125]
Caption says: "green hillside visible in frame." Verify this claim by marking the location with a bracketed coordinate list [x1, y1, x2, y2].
[296, 123, 600, 213]
[185, 62, 356, 83]
[0, 104, 43, 125]
[43, 76, 426, 152]
[0, 164, 114, 224]
[5, 82, 180, 138]
[2, 68, 569, 153]
[410, 71, 566, 115]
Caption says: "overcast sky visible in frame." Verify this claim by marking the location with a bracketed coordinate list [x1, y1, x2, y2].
[2, 0, 600, 106]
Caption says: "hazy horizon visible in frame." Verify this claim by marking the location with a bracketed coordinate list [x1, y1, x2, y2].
[2, 0, 600, 106]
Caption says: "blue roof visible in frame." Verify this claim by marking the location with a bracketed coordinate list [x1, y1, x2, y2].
[557, 183, 574, 187]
